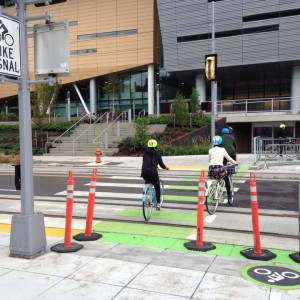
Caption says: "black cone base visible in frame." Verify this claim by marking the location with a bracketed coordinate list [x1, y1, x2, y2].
[240, 248, 276, 261]
[50, 242, 83, 253]
[289, 252, 300, 263]
[184, 241, 216, 252]
[73, 232, 102, 241]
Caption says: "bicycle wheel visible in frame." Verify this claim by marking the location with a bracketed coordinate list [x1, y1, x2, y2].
[228, 175, 234, 206]
[205, 181, 219, 215]
[265, 144, 278, 158]
[286, 144, 297, 158]
[142, 184, 153, 221]
[159, 179, 164, 208]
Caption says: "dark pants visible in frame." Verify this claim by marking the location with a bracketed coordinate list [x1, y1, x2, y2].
[223, 175, 231, 197]
[145, 177, 161, 204]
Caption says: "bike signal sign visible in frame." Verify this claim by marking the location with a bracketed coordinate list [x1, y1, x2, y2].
[0, 15, 20, 77]
[242, 264, 300, 289]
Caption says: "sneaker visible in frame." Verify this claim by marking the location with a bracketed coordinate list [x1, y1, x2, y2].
[156, 204, 161, 211]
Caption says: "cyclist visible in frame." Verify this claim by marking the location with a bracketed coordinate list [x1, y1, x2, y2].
[208, 136, 237, 202]
[141, 139, 169, 210]
[278, 123, 287, 157]
[221, 127, 237, 165]
[228, 126, 235, 137]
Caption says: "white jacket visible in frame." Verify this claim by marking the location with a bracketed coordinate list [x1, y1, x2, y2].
[209, 146, 236, 166]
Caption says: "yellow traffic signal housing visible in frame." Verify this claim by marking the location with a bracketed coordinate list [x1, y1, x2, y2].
[205, 54, 217, 81]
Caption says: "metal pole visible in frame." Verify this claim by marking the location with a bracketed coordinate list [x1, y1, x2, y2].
[10, 0, 46, 259]
[210, 0, 217, 141]
[133, 98, 135, 121]
[5, 101, 8, 114]
[156, 83, 160, 117]
[67, 91, 70, 121]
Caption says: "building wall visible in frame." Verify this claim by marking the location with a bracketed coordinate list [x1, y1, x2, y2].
[157, 0, 300, 73]
[1, 0, 160, 99]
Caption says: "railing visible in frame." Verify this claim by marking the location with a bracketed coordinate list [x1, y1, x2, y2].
[92, 111, 128, 149]
[45, 113, 90, 155]
[217, 97, 300, 115]
[72, 112, 110, 155]
[253, 136, 300, 166]
[138, 109, 145, 117]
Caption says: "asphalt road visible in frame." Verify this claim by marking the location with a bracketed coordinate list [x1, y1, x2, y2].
[0, 170, 298, 212]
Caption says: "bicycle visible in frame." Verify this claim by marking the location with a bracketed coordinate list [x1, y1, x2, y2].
[205, 164, 236, 215]
[141, 178, 164, 221]
[265, 138, 297, 159]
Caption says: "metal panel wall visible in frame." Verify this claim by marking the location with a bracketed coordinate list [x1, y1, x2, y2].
[157, 0, 300, 73]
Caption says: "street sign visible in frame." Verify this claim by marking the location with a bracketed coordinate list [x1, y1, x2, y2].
[0, 15, 20, 77]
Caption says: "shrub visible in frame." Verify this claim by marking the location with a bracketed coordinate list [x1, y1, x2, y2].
[148, 115, 174, 126]
[172, 92, 188, 127]
[159, 144, 210, 156]
[134, 116, 150, 149]
[0, 112, 18, 121]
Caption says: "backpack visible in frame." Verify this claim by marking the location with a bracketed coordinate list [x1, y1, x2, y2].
[142, 152, 155, 179]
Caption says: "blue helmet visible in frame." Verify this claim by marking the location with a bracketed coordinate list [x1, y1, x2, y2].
[221, 127, 229, 134]
[212, 136, 222, 146]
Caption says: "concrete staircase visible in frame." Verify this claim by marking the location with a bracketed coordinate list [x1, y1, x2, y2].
[47, 122, 167, 156]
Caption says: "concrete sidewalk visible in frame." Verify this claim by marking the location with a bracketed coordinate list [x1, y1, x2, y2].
[0, 153, 299, 299]
[1, 231, 300, 300]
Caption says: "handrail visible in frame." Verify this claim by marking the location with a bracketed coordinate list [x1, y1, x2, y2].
[72, 112, 109, 155]
[218, 96, 300, 115]
[92, 111, 127, 146]
[138, 109, 145, 117]
[44, 113, 90, 155]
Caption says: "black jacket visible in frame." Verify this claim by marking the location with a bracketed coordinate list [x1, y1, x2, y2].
[221, 134, 236, 158]
[141, 148, 167, 181]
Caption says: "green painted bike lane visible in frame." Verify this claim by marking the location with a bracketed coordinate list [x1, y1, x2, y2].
[92, 220, 297, 265]
[88, 165, 299, 266]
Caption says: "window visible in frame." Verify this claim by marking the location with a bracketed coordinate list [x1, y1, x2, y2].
[70, 49, 97, 55]
[78, 29, 138, 40]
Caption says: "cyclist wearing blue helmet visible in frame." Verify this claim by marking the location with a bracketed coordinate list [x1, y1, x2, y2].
[221, 127, 237, 165]
[209, 136, 237, 201]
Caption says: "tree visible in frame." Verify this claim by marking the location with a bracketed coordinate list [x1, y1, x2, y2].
[133, 116, 149, 150]
[172, 92, 188, 127]
[189, 89, 200, 113]
[31, 81, 61, 144]
[103, 72, 121, 116]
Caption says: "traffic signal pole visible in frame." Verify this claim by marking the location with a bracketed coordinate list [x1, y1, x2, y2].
[210, 0, 217, 141]
[9, 0, 48, 259]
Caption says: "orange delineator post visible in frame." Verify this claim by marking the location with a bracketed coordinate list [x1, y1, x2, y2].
[184, 169, 215, 251]
[85, 168, 97, 237]
[250, 172, 262, 255]
[64, 171, 74, 248]
[95, 147, 102, 163]
[196, 170, 206, 246]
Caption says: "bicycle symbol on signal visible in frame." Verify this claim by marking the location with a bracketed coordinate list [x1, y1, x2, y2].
[0, 19, 14, 46]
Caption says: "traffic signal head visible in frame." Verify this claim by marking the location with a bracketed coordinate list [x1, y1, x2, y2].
[205, 54, 217, 81]
[34, 0, 67, 7]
